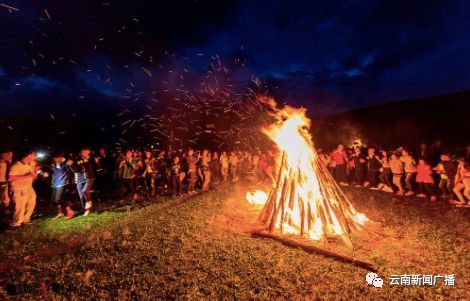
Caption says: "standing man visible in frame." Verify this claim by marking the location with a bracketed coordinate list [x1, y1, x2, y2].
[201, 150, 211, 191]
[118, 150, 137, 202]
[365, 147, 381, 189]
[156, 150, 168, 195]
[68, 148, 96, 216]
[170, 156, 183, 196]
[9, 150, 37, 227]
[187, 149, 198, 194]
[400, 149, 417, 196]
[50, 152, 74, 219]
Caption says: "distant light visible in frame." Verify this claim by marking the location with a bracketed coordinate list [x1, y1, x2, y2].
[36, 152, 47, 160]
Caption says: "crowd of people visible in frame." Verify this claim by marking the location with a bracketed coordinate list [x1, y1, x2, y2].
[0, 147, 277, 228]
[320, 142, 470, 206]
[1, 141, 469, 228]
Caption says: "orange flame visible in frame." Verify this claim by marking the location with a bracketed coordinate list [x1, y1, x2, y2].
[246, 190, 268, 205]
[247, 100, 368, 245]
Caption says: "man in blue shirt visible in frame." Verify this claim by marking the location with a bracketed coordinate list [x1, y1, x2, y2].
[50, 152, 74, 219]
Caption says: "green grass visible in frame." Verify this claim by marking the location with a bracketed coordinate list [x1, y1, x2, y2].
[0, 185, 468, 300]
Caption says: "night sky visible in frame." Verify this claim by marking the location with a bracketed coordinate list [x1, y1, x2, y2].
[1, 0, 470, 118]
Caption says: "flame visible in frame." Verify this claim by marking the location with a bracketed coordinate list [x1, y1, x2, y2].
[246, 190, 268, 205]
[247, 101, 368, 245]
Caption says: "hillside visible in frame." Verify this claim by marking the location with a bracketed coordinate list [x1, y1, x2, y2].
[313, 91, 470, 149]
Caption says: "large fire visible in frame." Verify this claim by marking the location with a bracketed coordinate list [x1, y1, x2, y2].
[248, 103, 368, 247]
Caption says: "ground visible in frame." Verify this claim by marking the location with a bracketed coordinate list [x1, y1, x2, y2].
[0, 183, 468, 300]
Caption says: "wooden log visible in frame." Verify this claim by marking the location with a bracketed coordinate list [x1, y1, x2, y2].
[251, 230, 378, 272]
[269, 177, 288, 232]
[260, 151, 286, 223]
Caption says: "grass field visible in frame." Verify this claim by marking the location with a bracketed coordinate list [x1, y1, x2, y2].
[0, 184, 468, 300]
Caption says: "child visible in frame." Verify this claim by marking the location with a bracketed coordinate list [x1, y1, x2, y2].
[416, 159, 436, 201]
[389, 153, 405, 196]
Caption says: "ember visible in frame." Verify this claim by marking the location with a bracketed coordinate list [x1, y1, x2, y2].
[248, 101, 368, 248]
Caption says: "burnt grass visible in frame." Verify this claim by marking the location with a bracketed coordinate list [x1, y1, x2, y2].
[0, 184, 468, 300]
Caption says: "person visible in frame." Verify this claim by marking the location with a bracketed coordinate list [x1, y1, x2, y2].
[351, 147, 366, 187]
[94, 148, 112, 200]
[187, 149, 198, 193]
[400, 150, 417, 196]
[170, 156, 182, 196]
[0, 150, 12, 214]
[330, 144, 349, 186]
[252, 151, 260, 181]
[389, 153, 405, 196]
[134, 151, 145, 191]
[365, 147, 381, 189]
[258, 152, 268, 182]
[378, 150, 393, 193]
[452, 158, 470, 207]
[156, 151, 168, 194]
[415, 159, 436, 201]
[417, 143, 430, 162]
[434, 156, 450, 199]
[211, 152, 221, 185]
[119, 150, 137, 201]
[220, 151, 229, 183]
[68, 148, 96, 216]
[201, 149, 211, 191]
[440, 153, 457, 203]
[229, 151, 239, 182]
[430, 140, 443, 166]
[466, 145, 470, 163]
[50, 152, 74, 219]
[8, 151, 37, 227]
[318, 149, 331, 169]
[142, 151, 157, 194]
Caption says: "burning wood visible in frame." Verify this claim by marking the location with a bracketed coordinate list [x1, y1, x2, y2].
[248, 101, 368, 248]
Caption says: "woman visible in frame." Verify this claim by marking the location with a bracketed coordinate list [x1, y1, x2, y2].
[378, 150, 393, 192]
[416, 159, 436, 200]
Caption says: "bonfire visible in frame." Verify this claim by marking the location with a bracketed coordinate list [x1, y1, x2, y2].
[248, 102, 368, 248]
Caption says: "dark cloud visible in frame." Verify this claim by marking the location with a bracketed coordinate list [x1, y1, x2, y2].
[0, 0, 469, 116]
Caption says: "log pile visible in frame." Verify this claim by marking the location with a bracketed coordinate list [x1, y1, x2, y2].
[258, 150, 368, 249]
